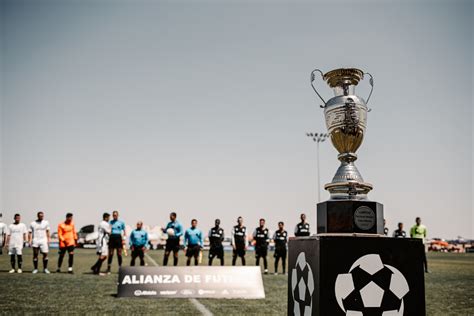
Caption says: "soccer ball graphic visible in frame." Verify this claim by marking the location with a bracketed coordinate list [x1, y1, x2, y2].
[291, 252, 314, 316]
[334, 254, 410, 316]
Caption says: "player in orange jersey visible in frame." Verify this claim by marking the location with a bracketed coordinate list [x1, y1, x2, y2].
[57, 213, 77, 274]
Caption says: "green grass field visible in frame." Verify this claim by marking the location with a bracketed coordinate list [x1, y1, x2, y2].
[0, 249, 472, 315]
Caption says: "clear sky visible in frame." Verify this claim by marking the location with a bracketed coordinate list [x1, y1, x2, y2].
[1, 0, 472, 239]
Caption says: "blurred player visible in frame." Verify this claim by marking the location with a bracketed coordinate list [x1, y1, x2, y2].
[130, 221, 149, 266]
[208, 219, 224, 266]
[91, 212, 110, 275]
[294, 213, 310, 237]
[162, 212, 183, 266]
[393, 222, 406, 238]
[0, 213, 6, 255]
[384, 219, 389, 236]
[184, 219, 203, 266]
[28, 211, 51, 274]
[231, 216, 247, 266]
[410, 217, 429, 273]
[107, 210, 126, 273]
[273, 221, 288, 275]
[253, 218, 270, 274]
[57, 213, 77, 273]
[5, 214, 28, 273]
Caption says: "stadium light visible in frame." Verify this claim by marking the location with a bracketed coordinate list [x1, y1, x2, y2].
[306, 132, 329, 202]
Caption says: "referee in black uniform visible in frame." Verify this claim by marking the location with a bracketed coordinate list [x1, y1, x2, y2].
[208, 219, 224, 266]
[253, 218, 270, 274]
[294, 213, 310, 236]
[273, 221, 288, 275]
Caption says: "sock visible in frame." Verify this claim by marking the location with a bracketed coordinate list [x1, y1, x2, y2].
[18, 255, 23, 269]
[10, 255, 15, 269]
[117, 255, 122, 267]
[33, 258, 38, 270]
[58, 254, 64, 268]
[68, 254, 74, 268]
[173, 256, 178, 266]
[163, 255, 169, 266]
[242, 257, 246, 266]
[43, 257, 48, 269]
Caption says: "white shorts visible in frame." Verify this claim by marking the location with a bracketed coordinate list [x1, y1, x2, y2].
[9, 246, 23, 255]
[32, 241, 49, 253]
[97, 243, 108, 256]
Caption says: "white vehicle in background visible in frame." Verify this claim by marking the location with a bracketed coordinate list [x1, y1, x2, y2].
[77, 225, 98, 248]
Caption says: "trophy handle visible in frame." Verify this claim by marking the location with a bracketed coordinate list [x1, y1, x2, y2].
[363, 72, 374, 106]
[310, 69, 327, 106]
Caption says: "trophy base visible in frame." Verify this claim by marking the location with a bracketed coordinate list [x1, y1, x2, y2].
[317, 200, 384, 234]
[288, 235, 426, 316]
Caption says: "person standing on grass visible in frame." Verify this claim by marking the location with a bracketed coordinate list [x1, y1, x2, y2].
[410, 217, 429, 273]
[393, 222, 407, 238]
[208, 219, 225, 266]
[28, 211, 51, 274]
[6, 214, 28, 273]
[253, 218, 270, 274]
[231, 216, 247, 266]
[91, 212, 111, 275]
[162, 212, 183, 266]
[294, 213, 310, 237]
[184, 219, 203, 266]
[130, 221, 149, 266]
[57, 213, 77, 273]
[107, 210, 126, 273]
[273, 221, 288, 275]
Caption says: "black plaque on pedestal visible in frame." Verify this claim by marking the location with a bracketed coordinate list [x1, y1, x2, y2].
[288, 235, 425, 316]
[317, 200, 384, 234]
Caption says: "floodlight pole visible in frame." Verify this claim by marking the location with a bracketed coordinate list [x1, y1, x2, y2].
[306, 133, 329, 203]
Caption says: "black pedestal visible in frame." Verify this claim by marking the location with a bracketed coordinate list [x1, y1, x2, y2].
[317, 200, 384, 234]
[288, 235, 426, 316]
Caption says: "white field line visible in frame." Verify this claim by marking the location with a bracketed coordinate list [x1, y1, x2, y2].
[144, 252, 214, 316]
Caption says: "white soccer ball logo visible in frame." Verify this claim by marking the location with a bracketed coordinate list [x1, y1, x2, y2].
[291, 252, 314, 316]
[334, 254, 410, 316]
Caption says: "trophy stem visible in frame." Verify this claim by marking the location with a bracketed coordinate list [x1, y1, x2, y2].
[324, 152, 373, 200]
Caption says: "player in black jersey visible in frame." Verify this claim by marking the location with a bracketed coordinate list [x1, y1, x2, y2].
[294, 213, 310, 237]
[392, 222, 407, 238]
[231, 216, 247, 266]
[273, 221, 288, 275]
[253, 218, 270, 274]
[208, 219, 224, 266]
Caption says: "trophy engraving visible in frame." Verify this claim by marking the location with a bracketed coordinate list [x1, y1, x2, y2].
[311, 68, 374, 200]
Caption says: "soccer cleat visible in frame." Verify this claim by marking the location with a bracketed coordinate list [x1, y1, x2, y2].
[8, 269, 15, 273]
[32, 269, 39, 274]
[68, 267, 73, 274]
[44, 269, 51, 274]
[264, 269, 268, 274]
[56, 268, 61, 273]
[274, 272, 278, 275]
[17, 269, 23, 274]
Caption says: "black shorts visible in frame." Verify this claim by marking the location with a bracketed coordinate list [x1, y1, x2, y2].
[59, 245, 75, 254]
[209, 245, 224, 259]
[165, 238, 180, 253]
[109, 234, 123, 249]
[186, 245, 201, 258]
[233, 245, 246, 257]
[274, 247, 287, 258]
[255, 246, 267, 257]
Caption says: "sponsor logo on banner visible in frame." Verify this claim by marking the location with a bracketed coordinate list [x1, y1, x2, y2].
[117, 266, 265, 299]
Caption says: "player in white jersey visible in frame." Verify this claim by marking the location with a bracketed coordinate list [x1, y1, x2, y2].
[91, 213, 111, 275]
[0, 213, 7, 255]
[28, 211, 51, 274]
[5, 214, 28, 273]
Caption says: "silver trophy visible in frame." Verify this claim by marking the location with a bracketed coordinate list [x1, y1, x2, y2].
[311, 68, 374, 200]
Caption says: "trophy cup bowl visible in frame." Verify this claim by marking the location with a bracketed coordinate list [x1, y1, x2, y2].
[311, 68, 374, 200]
